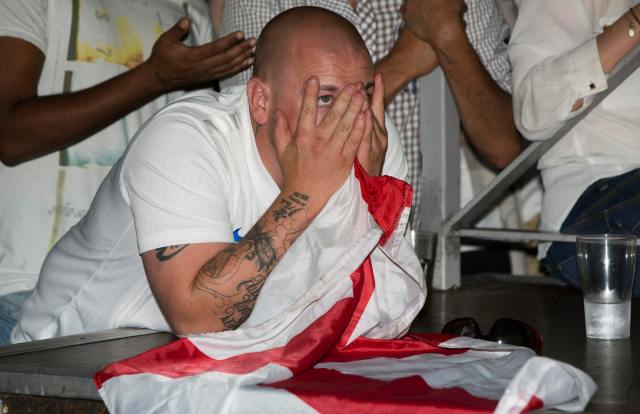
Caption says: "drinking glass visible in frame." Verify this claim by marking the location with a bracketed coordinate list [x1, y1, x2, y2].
[577, 234, 636, 340]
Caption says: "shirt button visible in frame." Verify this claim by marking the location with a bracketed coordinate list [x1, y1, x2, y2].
[589, 82, 596, 90]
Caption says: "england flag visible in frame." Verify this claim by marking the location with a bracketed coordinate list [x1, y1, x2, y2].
[95, 164, 596, 413]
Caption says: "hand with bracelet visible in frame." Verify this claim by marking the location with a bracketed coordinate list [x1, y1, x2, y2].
[572, 4, 640, 112]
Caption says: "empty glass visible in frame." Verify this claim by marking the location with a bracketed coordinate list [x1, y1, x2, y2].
[577, 234, 636, 340]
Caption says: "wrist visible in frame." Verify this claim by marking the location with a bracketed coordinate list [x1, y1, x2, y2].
[375, 53, 416, 91]
[278, 187, 327, 220]
[430, 21, 467, 53]
[433, 30, 475, 67]
[134, 60, 171, 96]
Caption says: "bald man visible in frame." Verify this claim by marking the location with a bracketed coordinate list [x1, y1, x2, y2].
[12, 7, 408, 343]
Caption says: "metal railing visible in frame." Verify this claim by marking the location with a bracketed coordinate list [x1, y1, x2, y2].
[420, 43, 640, 290]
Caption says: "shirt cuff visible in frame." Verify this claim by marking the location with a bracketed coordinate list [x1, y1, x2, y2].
[567, 37, 608, 99]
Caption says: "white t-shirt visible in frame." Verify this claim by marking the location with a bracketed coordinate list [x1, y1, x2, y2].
[509, 0, 640, 257]
[0, 0, 212, 297]
[12, 86, 408, 342]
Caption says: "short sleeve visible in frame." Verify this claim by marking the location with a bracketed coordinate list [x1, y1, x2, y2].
[0, 0, 48, 53]
[121, 112, 234, 253]
[465, 0, 512, 92]
[381, 113, 409, 182]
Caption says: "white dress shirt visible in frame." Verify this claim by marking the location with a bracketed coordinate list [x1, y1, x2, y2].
[509, 0, 640, 256]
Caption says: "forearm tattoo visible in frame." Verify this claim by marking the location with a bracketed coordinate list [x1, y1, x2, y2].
[194, 192, 310, 330]
[155, 245, 190, 261]
[272, 192, 309, 222]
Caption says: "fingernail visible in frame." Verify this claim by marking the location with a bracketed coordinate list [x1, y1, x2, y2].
[249, 38, 256, 46]
[236, 32, 244, 40]
[308, 76, 318, 84]
[245, 58, 254, 65]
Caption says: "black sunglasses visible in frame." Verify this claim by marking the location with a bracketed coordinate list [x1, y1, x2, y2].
[441, 317, 543, 355]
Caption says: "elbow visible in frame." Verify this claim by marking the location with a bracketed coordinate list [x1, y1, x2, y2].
[167, 311, 227, 336]
[513, 80, 567, 142]
[0, 147, 23, 167]
[466, 126, 524, 170]
[0, 137, 33, 166]
[489, 138, 523, 170]
[490, 154, 515, 171]
[171, 321, 224, 336]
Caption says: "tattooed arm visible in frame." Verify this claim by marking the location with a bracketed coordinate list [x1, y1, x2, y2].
[141, 77, 368, 335]
[142, 191, 315, 334]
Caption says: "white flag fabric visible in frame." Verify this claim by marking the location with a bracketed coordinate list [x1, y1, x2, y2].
[95, 165, 596, 413]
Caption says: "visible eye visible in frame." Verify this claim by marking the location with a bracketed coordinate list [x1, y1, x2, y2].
[317, 95, 334, 107]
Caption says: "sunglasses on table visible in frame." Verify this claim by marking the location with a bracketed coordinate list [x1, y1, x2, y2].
[441, 317, 544, 355]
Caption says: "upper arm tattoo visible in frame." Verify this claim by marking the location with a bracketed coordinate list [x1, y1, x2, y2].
[155, 244, 190, 262]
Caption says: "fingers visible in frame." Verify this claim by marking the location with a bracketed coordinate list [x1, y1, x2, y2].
[181, 34, 254, 81]
[272, 109, 293, 155]
[320, 84, 357, 136]
[296, 77, 320, 135]
[192, 32, 253, 61]
[158, 17, 190, 44]
[371, 73, 385, 125]
[330, 90, 365, 151]
[201, 41, 255, 78]
[361, 109, 374, 152]
[371, 115, 388, 152]
[343, 111, 367, 157]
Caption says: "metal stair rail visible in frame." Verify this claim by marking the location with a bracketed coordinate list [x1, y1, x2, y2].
[429, 43, 640, 290]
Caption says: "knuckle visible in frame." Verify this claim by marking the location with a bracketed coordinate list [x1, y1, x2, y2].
[327, 111, 340, 123]
[339, 122, 352, 134]
[301, 106, 314, 116]
[337, 93, 352, 105]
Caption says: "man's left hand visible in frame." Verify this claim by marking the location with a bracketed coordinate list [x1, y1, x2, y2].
[357, 73, 388, 176]
[403, 0, 467, 49]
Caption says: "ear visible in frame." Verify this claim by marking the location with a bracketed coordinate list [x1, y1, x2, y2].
[247, 77, 271, 126]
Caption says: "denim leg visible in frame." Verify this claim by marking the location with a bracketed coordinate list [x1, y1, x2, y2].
[545, 169, 640, 297]
[0, 290, 31, 345]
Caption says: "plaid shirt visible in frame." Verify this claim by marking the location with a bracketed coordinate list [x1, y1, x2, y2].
[220, 0, 511, 229]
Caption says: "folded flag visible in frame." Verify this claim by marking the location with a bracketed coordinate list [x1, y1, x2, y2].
[95, 164, 596, 413]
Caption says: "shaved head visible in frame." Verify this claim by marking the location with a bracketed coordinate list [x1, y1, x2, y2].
[246, 6, 377, 187]
[252, 7, 372, 84]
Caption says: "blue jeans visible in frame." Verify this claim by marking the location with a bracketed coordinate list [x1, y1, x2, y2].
[0, 290, 31, 345]
[545, 168, 640, 297]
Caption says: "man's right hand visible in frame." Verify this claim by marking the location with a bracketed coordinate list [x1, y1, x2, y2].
[273, 77, 367, 212]
[144, 17, 256, 91]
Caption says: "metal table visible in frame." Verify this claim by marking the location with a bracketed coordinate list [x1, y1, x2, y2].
[0, 329, 176, 412]
[0, 275, 638, 413]
[411, 274, 640, 413]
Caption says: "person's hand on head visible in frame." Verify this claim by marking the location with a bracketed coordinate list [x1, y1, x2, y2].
[144, 17, 255, 91]
[403, 0, 467, 49]
[357, 73, 388, 176]
[273, 77, 367, 210]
